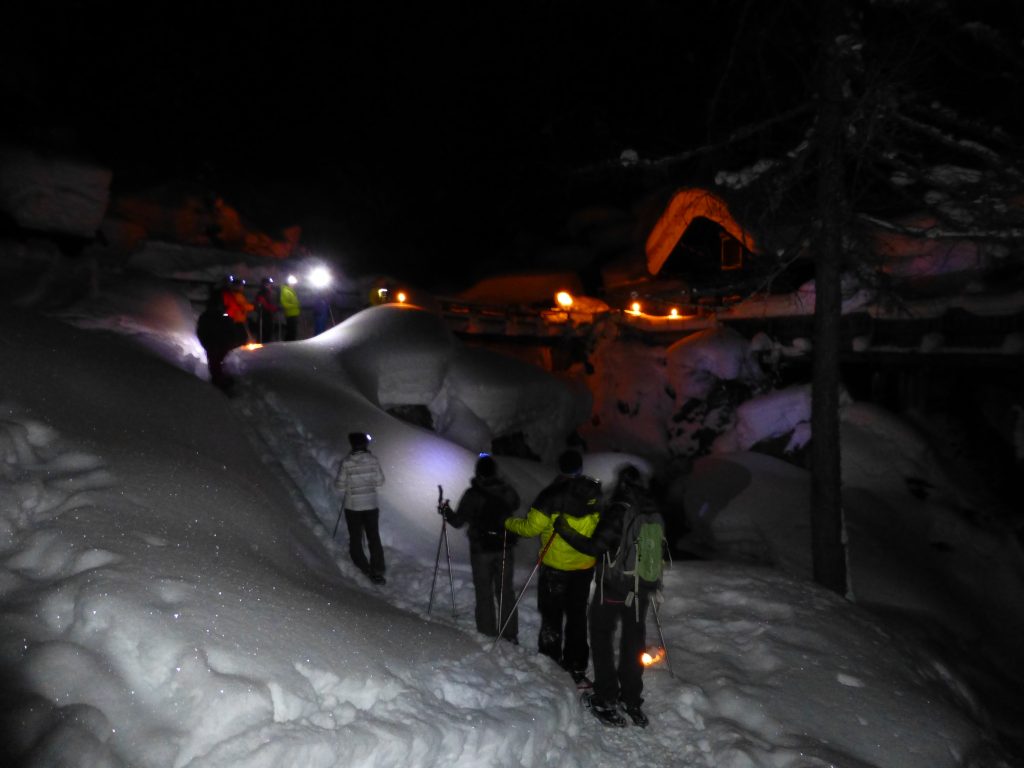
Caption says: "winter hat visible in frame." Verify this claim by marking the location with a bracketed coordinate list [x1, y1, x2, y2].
[348, 432, 369, 450]
[475, 455, 497, 478]
[558, 449, 583, 476]
[617, 463, 642, 487]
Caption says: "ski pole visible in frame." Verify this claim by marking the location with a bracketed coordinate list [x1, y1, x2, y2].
[492, 526, 557, 650]
[649, 596, 675, 678]
[442, 504, 457, 618]
[428, 485, 457, 618]
[428, 486, 445, 614]
[497, 528, 508, 641]
[332, 507, 344, 539]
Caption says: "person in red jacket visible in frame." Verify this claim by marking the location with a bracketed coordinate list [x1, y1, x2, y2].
[252, 277, 279, 342]
[220, 275, 253, 345]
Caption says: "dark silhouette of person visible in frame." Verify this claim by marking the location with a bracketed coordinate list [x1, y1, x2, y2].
[448, 455, 521, 642]
[196, 292, 242, 394]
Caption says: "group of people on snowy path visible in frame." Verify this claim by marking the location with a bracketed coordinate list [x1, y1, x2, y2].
[195, 274, 303, 394]
[330, 436, 665, 730]
[327, 430, 663, 729]
[497, 450, 661, 728]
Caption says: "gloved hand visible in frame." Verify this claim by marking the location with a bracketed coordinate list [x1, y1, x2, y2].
[439, 500, 453, 520]
[553, 513, 573, 539]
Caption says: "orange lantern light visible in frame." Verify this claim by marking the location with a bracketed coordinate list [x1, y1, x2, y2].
[629, 301, 642, 314]
[640, 648, 665, 667]
[555, 291, 574, 309]
[397, 291, 407, 303]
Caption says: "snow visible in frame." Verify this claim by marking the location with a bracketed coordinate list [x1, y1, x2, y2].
[1, 279, 1020, 767]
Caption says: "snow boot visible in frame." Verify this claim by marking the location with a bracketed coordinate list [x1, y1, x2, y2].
[370, 573, 386, 585]
[570, 670, 593, 690]
[581, 692, 627, 728]
[623, 702, 649, 728]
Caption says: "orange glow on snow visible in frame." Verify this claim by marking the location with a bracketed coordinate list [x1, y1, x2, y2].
[646, 188, 759, 276]
[243, 343, 263, 351]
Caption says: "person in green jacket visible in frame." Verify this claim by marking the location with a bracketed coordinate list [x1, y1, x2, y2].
[504, 449, 601, 686]
[280, 275, 301, 341]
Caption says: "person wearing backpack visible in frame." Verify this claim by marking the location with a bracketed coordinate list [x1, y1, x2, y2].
[447, 455, 521, 643]
[504, 449, 602, 687]
[554, 464, 666, 728]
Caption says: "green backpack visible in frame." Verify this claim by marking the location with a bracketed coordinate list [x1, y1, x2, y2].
[604, 502, 669, 615]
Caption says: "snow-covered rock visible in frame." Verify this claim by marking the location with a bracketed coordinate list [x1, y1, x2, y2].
[666, 325, 763, 401]
[711, 384, 814, 454]
[279, 304, 588, 464]
[0, 146, 111, 237]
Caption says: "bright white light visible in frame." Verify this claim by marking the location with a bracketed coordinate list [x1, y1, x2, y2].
[308, 267, 332, 290]
[396, 291, 407, 303]
[287, 274, 298, 286]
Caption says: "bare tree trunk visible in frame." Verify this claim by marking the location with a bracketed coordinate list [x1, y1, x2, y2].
[811, 0, 848, 595]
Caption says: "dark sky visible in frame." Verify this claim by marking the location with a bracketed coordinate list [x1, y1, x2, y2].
[4, 1, 1023, 288]
[3, 2, 777, 282]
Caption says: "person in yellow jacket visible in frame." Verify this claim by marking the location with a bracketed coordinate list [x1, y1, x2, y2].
[279, 275, 301, 341]
[505, 449, 601, 686]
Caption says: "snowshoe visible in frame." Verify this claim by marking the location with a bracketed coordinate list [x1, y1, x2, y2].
[623, 703, 649, 728]
[580, 692, 627, 727]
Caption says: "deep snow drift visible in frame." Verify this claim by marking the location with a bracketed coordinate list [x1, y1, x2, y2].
[0, 286, 1018, 767]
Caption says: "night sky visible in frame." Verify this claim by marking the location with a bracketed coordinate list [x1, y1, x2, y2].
[4, 1, 1023, 288]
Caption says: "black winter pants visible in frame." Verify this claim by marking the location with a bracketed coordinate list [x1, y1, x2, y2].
[537, 565, 593, 675]
[469, 548, 517, 641]
[589, 591, 649, 708]
[344, 508, 385, 577]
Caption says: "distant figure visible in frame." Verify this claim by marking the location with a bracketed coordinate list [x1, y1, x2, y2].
[448, 455, 521, 642]
[555, 464, 664, 728]
[368, 279, 391, 306]
[504, 449, 601, 686]
[280, 275, 301, 341]
[313, 295, 331, 335]
[196, 293, 241, 394]
[253, 277, 279, 343]
[334, 432, 386, 584]
[220, 275, 253, 346]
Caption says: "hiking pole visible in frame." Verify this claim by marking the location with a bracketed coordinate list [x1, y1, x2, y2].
[492, 527, 558, 650]
[649, 595, 676, 679]
[428, 485, 457, 619]
[332, 507, 344, 539]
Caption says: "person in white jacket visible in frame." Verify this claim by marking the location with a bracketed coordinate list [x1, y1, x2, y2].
[335, 432, 387, 584]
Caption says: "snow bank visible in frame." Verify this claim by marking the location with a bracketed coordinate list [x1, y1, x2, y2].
[1, 297, 1009, 768]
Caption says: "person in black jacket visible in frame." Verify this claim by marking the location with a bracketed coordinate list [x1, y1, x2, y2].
[554, 464, 655, 728]
[196, 292, 242, 394]
[448, 455, 521, 642]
